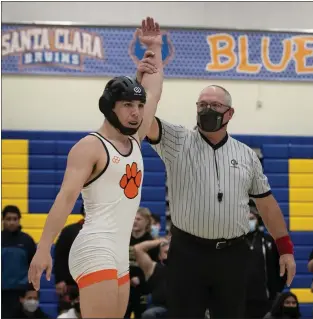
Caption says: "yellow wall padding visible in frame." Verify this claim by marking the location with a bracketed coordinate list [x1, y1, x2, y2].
[2, 185, 28, 199]
[289, 203, 313, 217]
[2, 155, 28, 169]
[289, 217, 313, 231]
[1, 199, 28, 214]
[24, 230, 44, 243]
[289, 189, 313, 202]
[289, 174, 313, 188]
[291, 288, 313, 303]
[21, 214, 83, 243]
[2, 140, 28, 154]
[289, 159, 313, 173]
[2, 169, 28, 184]
[21, 214, 83, 229]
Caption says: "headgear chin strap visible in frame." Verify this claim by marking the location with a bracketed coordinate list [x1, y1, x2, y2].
[99, 76, 146, 136]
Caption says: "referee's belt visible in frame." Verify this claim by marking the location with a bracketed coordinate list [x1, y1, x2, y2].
[171, 225, 246, 249]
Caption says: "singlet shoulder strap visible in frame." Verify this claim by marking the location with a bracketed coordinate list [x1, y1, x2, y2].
[130, 135, 141, 150]
[83, 132, 110, 188]
[89, 131, 105, 141]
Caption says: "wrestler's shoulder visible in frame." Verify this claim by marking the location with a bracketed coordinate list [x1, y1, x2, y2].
[69, 134, 106, 158]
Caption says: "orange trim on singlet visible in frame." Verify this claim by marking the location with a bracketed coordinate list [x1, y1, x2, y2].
[76, 269, 118, 289]
[118, 273, 130, 286]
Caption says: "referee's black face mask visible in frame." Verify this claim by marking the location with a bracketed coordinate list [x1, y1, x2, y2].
[197, 107, 230, 132]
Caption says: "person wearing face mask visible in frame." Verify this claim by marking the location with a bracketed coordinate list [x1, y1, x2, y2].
[57, 287, 81, 319]
[126, 208, 160, 318]
[264, 292, 301, 319]
[133, 238, 169, 319]
[140, 58, 296, 318]
[2, 206, 37, 318]
[245, 201, 286, 318]
[150, 214, 161, 238]
[15, 285, 48, 319]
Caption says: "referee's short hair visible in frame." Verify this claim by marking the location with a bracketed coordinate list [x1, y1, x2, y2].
[207, 85, 232, 107]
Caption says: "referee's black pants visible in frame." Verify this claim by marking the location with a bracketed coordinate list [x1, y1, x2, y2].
[166, 226, 250, 318]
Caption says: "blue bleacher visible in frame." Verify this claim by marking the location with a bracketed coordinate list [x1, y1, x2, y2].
[266, 174, 289, 188]
[4, 130, 313, 145]
[263, 159, 289, 173]
[262, 144, 313, 159]
[300, 304, 313, 319]
[270, 188, 289, 202]
[278, 203, 289, 217]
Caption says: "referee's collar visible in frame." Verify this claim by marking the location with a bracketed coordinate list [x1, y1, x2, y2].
[198, 131, 229, 150]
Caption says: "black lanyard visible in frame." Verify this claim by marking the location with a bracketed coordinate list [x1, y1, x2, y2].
[214, 150, 223, 202]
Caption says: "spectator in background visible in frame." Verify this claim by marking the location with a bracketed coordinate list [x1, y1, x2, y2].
[57, 286, 81, 319]
[126, 207, 159, 318]
[308, 249, 313, 292]
[15, 284, 48, 319]
[245, 201, 286, 318]
[165, 217, 172, 240]
[54, 203, 85, 314]
[134, 238, 169, 319]
[2, 205, 37, 318]
[264, 292, 301, 319]
[150, 214, 161, 238]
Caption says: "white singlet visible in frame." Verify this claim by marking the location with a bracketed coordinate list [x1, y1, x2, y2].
[68, 132, 143, 289]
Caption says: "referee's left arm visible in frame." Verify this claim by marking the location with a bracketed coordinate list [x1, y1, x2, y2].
[249, 151, 296, 287]
[248, 151, 289, 240]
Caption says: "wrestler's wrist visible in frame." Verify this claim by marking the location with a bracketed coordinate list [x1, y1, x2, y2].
[275, 235, 294, 255]
[37, 240, 52, 252]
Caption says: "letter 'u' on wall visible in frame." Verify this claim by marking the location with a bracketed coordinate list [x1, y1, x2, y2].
[292, 36, 313, 74]
[262, 37, 292, 72]
[206, 34, 237, 71]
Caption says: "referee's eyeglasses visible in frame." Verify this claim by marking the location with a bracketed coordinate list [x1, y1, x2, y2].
[196, 101, 231, 112]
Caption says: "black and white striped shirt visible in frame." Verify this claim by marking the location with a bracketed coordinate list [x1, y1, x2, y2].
[147, 118, 271, 239]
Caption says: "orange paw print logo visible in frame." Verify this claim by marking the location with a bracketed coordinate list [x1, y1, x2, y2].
[119, 162, 142, 199]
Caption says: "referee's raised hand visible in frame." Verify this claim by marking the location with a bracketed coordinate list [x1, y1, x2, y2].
[279, 253, 296, 287]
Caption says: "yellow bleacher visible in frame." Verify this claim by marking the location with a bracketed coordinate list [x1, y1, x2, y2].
[3, 169, 28, 184]
[2, 140, 28, 154]
[2, 154, 28, 169]
[2, 139, 29, 214]
[289, 189, 313, 202]
[2, 139, 82, 243]
[289, 174, 313, 188]
[291, 288, 313, 303]
[21, 214, 83, 243]
[289, 159, 313, 173]
[2, 184, 28, 199]
[289, 217, 313, 231]
[1, 199, 28, 214]
[289, 203, 313, 217]
[289, 159, 313, 232]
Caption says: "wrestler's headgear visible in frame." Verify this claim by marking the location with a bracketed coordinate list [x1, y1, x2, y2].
[99, 76, 146, 136]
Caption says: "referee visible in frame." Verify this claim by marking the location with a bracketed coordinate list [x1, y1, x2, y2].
[142, 84, 296, 318]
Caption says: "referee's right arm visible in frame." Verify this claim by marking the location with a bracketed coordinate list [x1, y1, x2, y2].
[146, 117, 188, 166]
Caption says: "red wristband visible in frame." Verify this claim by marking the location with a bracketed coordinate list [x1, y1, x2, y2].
[275, 235, 294, 255]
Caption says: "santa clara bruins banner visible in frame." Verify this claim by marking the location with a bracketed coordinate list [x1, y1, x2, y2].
[1, 24, 313, 82]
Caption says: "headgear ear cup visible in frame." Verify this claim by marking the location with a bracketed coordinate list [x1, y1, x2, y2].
[98, 76, 146, 136]
[99, 78, 117, 114]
